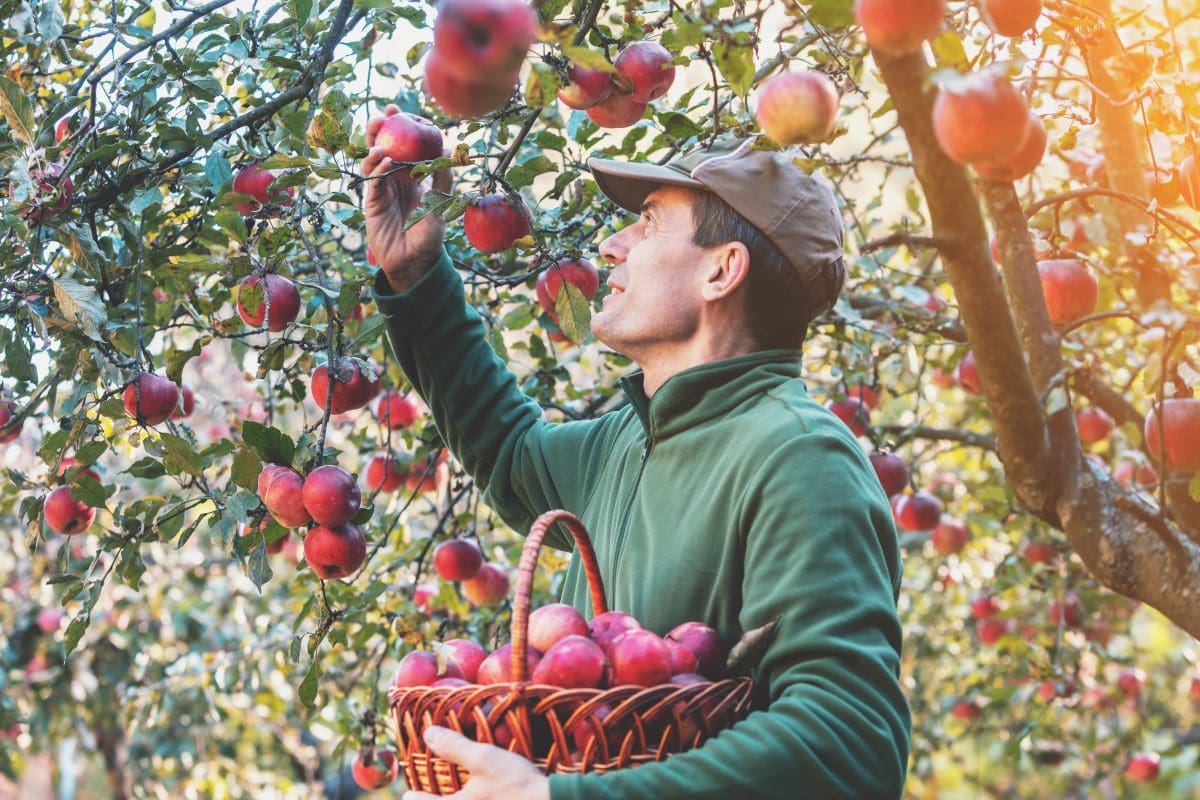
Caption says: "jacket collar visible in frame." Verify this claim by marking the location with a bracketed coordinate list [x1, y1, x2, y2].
[618, 349, 804, 441]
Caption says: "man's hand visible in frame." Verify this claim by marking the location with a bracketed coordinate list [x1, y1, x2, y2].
[362, 104, 454, 294]
[401, 726, 550, 800]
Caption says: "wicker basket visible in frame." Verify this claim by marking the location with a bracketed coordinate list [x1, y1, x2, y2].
[388, 509, 754, 794]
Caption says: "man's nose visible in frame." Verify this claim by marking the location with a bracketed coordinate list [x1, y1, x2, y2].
[598, 229, 627, 265]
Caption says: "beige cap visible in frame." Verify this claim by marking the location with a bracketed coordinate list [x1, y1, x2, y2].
[587, 136, 845, 285]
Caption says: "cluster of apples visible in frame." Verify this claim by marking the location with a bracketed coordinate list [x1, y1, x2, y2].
[0, 399, 23, 444]
[557, 41, 676, 129]
[431, 538, 511, 606]
[257, 463, 366, 579]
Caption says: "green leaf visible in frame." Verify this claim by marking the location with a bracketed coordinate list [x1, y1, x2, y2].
[248, 538, 273, 591]
[53, 276, 108, 341]
[205, 151, 233, 193]
[242, 421, 296, 466]
[4, 334, 35, 383]
[64, 224, 107, 274]
[161, 433, 202, 478]
[713, 43, 754, 98]
[131, 187, 162, 216]
[231, 447, 263, 491]
[354, 314, 387, 346]
[506, 155, 555, 189]
[126, 456, 165, 480]
[336, 275, 368, 319]
[72, 475, 109, 509]
[524, 62, 561, 108]
[116, 547, 146, 590]
[561, 45, 614, 72]
[0, 77, 35, 145]
[554, 281, 590, 345]
[931, 31, 969, 71]
[166, 339, 203, 385]
[404, 189, 457, 232]
[299, 658, 322, 707]
[38, 1, 65, 43]
[214, 207, 248, 242]
[290, 0, 312, 26]
[225, 489, 259, 523]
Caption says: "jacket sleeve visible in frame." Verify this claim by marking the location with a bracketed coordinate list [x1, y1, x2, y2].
[371, 249, 616, 549]
[548, 426, 911, 799]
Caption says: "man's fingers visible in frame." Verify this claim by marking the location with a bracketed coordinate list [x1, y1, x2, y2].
[384, 103, 401, 116]
[431, 165, 453, 194]
[365, 116, 384, 146]
[361, 148, 390, 178]
[424, 726, 499, 774]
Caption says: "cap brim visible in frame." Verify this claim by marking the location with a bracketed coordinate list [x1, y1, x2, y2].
[587, 157, 705, 214]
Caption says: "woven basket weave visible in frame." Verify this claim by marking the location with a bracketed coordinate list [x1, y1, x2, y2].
[388, 509, 754, 794]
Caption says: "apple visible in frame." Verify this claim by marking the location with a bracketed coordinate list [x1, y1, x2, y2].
[951, 698, 981, 721]
[257, 464, 288, 497]
[36, 607, 64, 632]
[240, 518, 287, 555]
[585, 90, 647, 128]
[665, 621, 728, 680]
[392, 649, 464, 688]
[1189, 675, 1200, 703]
[43, 486, 95, 535]
[406, 454, 447, 495]
[665, 640, 698, 675]
[377, 392, 420, 429]
[1022, 539, 1056, 565]
[931, 517, 969, 555]
[477, 643, 542, 684]
[373, 112, 443, 166]
[613, 41, 675, 103]
[557, 64, 613, 110]
[532, 635, 609, 689]
[232, 164, 294, 215]
[608, 629, 672, 687]
[826, 397, 870, 437]
[433, 539, 484, 582]
[1124, 752, 1161, 782]
[365, 456, 406, 493]
[528, 603, 589, 654]
[1076, 407, 1113, 445]
[124, 371, 180, 427]
[303, 523, 367, 580]
[24, 163, 73, 223]
[571, 702, 617, 755]
[1116, 667, 1145, 697]
[310, 358, 376, 414]
[970, 594, 1000, 619]
[892, 491, 942, 531]
[1113, 458, 1156, 488]
[536, 259, 600, 319]
[1048, 594, 1083, 627]
[301, 465, 361, 527]
[1034, 258, 1098, 329]
[847, 384, 881, 408]
[463, 562, 509, 605]
[442, 639, 488, 682]
[932, 72, 1031, 165]
[171, 385, 195, 419]
[975, 110, 1046, 182]
[869, 452, 908, 497]
[351, 747, 398, 790]
[0, 400, 23, 443]
[854, 0, 945, 55]
[1180, 154, 1200, 210]
[753, 70, 839, 145]
[1144, 398, 1200, 471]
[432, 0, 537, 79]
[55, 111, 76, 143]
[261, 468, 313, 528]
[464, 194, 531, 253]
[984, 0, 1043, 36]
[589, 611, 643, 652]
[236, 274, 301, 332]
[976, 618, 1010, 645]
[423, 53, 517, 120]
[956, 351, 982, 395]
[413, 582, 439, 613]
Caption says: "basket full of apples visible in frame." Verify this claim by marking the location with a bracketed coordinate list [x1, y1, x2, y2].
[387, 509, 756, 795]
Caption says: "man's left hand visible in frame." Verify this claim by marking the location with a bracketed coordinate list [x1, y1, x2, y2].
[402, 726, 551, 800]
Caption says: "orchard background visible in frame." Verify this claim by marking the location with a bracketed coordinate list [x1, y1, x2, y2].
[2, 0, 1200, 796]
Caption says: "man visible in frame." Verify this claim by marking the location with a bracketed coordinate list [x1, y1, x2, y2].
[362, 105, 910, 800]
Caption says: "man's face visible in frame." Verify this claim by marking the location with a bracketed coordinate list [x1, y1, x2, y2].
[590, 186, 712, 359]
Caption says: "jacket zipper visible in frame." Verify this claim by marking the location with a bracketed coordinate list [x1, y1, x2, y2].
[608, 435, 652, 601]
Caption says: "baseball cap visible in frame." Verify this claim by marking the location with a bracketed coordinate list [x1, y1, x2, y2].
[587, 136, 845, 288]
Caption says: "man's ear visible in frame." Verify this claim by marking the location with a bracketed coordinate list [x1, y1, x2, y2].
[701, 241, 751, 302]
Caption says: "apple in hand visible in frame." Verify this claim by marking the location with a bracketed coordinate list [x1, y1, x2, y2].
[303, 523, 367, 580]
[237, 274, 301, 332]
[124, 372, 180, 427]
[464, 194, 531, 253]
[44, 486, 95, 535]
[373, 112, 443, 166]
[754, 70, 839, 145]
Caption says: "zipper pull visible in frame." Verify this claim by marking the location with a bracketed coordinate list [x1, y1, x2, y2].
[641, 440, 650, 463]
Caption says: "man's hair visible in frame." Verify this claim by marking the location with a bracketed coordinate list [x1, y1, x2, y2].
[689, 191, 845, 349]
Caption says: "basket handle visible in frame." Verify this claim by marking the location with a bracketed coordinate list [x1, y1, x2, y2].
[511, 510, 608, 682]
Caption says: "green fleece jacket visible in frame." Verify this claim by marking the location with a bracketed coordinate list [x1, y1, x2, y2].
[373, 249, 910, 800]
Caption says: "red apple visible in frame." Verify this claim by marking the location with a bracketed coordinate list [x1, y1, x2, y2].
[826, 397, 870, 437]
[931, 517, 970, 555]
[171, 385, 195, 419]
[1189, 675, 1200, 703]
[55, 112, 76, 143]
[36, 607, 64, 632]
[951, 698, 981, 721]
[869, 452, 908, 497]
[932, 72, 1031, 165]
[1180, 154, 1200, 210]
[463, 562, 509, 605]
[43, 486, 95, 535]
[351, 747, 398, 790]
[557, 64, 613, 110]
[237, 274, 301, 332]
[536, 258, 600, 319]
[464, 194, 531, 253]
[241, 518, 287, 555]
[608, 629, 672, 687]
[413, 582, 439, 613]
[854, 0, 945, 55]
[442, 639, 488, 682]
[406, 454, 447, 495]
[665, 640, 698, 675]
[303, 523, 366, 580]
[0, 400, 23, 444]
[892, 491, 942, 531]
[373, 112, 443, 166]
[232, 164, 294, 215]
[585, 91, 648, 128]
[614, 41, 675, 103]
[956, 351, 982, 395]
[261, 468, 313, 528]
[1144, 398, 1200, 471]
[1116, 667, 1145, 698]
[432, 0, 537, 79]
[392, 649, 464, 688]
[1124, 752, 1160, 782]
[532, 635, 609, 689]
[301, 465, 361, 527]
[1113, 458, 1156, 488]
[976, 618, 1010, 645]
[665, 621, 728, 680]
[124, 372, 180, 427]
[1037, 259, 1098, 327]
[257, 464, 288, 497]
[975, 110, 1046, 182]
[984, 0, 1043, 36]
[528, 603, 590, 654]
[376, 392, 420, 429]
[365, 456, 406, 493]
[588, 611, 643, 652]
[477, 643, 541, 684]
[423, 52, 517, 120]
[970, 595, 1000, 619]
[1048, 594, 1084, 628]
[754, 70, 839, 145]
[1076, 407, 1113, 445]
[1022, 539, 1056, 565]
[433, 539, 484, 582]
[310, 358, 375, 414]
[24, 163, 73, 223]
[571, 702, 616, 754]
